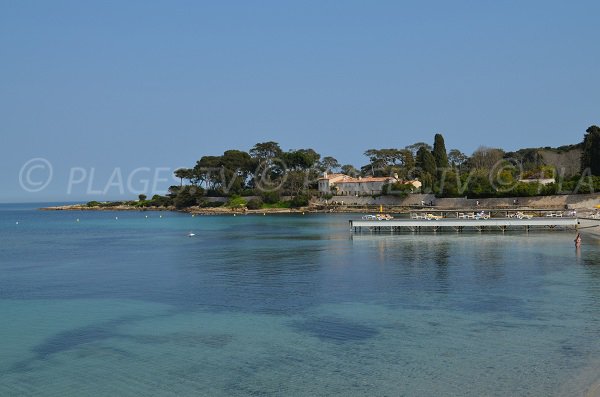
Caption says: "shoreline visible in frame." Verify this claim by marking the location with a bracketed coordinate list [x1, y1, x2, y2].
[39, 204, 372, 215]
[39, 203, 598, 217]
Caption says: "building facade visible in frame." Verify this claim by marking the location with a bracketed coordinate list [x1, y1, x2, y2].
[318, 173, 421, 196]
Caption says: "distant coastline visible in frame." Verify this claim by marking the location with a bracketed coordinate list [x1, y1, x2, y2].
[40, 192, 600, 216]
[39, 203, 373, 215]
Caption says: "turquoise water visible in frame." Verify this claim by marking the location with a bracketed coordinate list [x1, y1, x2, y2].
[1, 204, 600, 396]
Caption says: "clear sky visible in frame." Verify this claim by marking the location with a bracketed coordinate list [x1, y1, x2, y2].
[1, 0, 599, 202]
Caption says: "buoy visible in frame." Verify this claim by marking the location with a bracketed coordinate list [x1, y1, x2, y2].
[159, 215, 162, 218]
[302, 212, 305, 215]
[15, 221, 19, 225]
[76, 219, 80, 222]
[263, 213, 266, 216]
[233, 214, 236, 217]
[192, 214, 195, 217]
[145, 215, 148, 218]
[115, 217, 118, 220]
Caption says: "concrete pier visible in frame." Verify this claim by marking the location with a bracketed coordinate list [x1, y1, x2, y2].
[349, 217, 578, 233]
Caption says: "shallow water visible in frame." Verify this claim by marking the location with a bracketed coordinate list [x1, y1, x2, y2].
[1, 204, 600, 396]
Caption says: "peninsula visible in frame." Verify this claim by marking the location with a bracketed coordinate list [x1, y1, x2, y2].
[43, 126, 600, 214]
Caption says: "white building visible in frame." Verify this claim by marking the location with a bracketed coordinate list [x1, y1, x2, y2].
[318, 173, 421, 196]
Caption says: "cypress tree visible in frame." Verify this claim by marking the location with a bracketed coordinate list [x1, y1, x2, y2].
[417, 146, 437, 177]
[432, 133, 449, 168]
[581, 125, 600, 175]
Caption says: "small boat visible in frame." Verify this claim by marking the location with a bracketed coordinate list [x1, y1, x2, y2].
[187, 232, 196, 237]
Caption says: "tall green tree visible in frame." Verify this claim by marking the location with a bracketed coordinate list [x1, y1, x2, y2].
[416, 146, 437, 176]
[416, 146, 437, 193]
[432, 133, 449, 168]
[581, 125, 600, 175]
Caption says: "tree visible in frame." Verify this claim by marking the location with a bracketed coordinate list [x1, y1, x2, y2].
[174, 168, 193, 186]
[173, 185, 204, 209]
[362, 148, 412, 177]
[250, 142, 286, 192]
[320, 156, 340, 173]
[194, 156, 221, 189]
[448, 149, 468, 168]
[246, 198, 263, 210]
[399, 149, 415, 171]
[341, 164, 359, 177]
[282, 149, 320, 170]
[219, 150, 256, 194]
[280, 149, 321, 195]
[416, 146, 437, 193]
[469, 146, 505, 171]
[405, 142, 432, 157]
[506, 148, 544, 172]
[221, 150, 255, 179]
[432, 133, 449, 168]
[138, 194, 147, 201]
[581, 125, 600, 175]
[416, 146, 437, 176]
[249, 141, 283, 161]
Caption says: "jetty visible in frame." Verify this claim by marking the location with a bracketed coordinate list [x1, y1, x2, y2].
[350, 213, 578, 233]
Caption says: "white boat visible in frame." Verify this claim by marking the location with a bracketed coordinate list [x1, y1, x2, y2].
[577, 217, 600, 238]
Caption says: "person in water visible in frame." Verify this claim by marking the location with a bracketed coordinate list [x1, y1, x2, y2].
[574, 233, 582, 247]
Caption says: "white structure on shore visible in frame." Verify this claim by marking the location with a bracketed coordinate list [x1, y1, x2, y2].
[518, 178, 555, 185]
[318, 172, 421, 196]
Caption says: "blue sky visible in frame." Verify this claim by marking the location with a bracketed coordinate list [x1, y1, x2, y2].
[1, 0, 599, 202]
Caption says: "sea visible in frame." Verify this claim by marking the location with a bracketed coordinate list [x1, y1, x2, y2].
[1, 203, 599, 396]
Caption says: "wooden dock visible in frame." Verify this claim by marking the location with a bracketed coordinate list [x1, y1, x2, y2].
[349, 217, 578, 233]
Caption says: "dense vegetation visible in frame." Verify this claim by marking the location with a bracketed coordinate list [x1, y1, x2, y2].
[88, 125, 600, 209]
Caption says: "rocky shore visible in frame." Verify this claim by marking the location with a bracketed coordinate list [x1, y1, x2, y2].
[40, 199, 600, 217]
[39, 203, 323, 215]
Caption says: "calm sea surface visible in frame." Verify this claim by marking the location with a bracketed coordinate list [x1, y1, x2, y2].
[1, 203, 600, 396]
